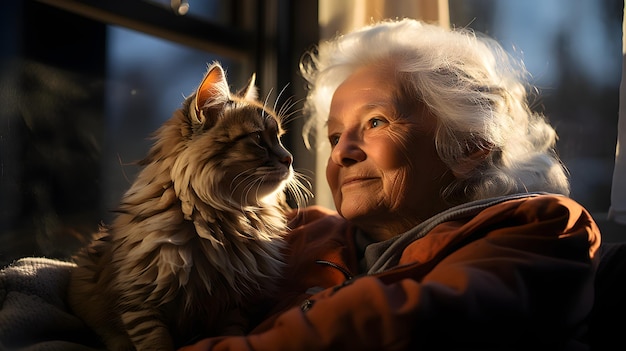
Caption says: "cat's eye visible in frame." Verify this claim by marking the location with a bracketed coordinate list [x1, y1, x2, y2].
[250, 131, 262, 142]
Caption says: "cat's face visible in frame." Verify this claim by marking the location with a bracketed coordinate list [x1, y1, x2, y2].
[211, 103, 294, 206]
[168, 62, 296, 209]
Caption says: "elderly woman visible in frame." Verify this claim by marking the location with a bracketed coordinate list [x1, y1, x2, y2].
[181, 18, 600, 350]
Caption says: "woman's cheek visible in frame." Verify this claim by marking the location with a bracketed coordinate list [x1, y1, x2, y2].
[326, 158, 340, 192]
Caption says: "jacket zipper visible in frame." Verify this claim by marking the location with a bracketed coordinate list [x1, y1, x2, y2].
[314, 259, 354, 280]
[301, 260, 355, 312]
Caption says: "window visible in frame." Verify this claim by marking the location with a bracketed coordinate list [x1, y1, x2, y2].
[0, 0, 318, 266]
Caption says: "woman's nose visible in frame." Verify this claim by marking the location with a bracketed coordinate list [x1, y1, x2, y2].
[330, 133, 366, 167]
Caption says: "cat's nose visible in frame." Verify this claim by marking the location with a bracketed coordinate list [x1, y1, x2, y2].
[281, 152, 293, 167]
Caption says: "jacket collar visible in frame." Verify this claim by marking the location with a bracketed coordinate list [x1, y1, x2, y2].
[363, 192, 551, 274]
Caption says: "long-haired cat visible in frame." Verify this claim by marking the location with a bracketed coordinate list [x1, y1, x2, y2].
[67, 62, 309, 350]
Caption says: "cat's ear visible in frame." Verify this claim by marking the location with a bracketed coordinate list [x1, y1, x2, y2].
[193, 63, 230, 124]
[242, 73, 258, 101]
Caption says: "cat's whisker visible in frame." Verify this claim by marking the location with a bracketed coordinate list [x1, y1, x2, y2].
[281, 108, 304, 126]
[278, 95, 299, 111]
[260, 84, 304, 127]
[240, 176, 261, 204]
[287, 172, 314, 208]
[273, 83, 290, 113]
[254, 175, 268, 203]
[236, 170, 278, 207]
[263, 87, 275, 115]
[230, 171, 259, 204]
[229, 170, 256, 190]
[277, 98, 305, 126]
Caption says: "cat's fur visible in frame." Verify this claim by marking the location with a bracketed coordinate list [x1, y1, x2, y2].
[67, 62, 308, 350]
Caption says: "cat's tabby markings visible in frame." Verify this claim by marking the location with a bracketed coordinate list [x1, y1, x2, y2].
[67, 62, 310, 351]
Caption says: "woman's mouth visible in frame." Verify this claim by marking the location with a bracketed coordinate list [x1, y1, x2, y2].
[342, 177, 377, 187]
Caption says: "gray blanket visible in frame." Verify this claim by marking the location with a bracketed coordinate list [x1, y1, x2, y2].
[0, 257, 105, 351]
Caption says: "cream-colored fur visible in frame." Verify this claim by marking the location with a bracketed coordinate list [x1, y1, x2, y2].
[67, 62, 309, 350]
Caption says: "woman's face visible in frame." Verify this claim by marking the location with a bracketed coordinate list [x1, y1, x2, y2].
[326, 65, 456, 241]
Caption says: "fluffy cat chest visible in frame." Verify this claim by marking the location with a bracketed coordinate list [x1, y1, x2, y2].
[117, 230, 284, 299]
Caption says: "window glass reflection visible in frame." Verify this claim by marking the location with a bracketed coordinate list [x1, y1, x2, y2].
[143, 0, 233, 25]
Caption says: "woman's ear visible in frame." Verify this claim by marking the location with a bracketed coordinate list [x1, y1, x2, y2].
[451, 147, 491, 178]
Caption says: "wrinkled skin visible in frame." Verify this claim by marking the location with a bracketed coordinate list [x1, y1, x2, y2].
[325, 65, 456, 241]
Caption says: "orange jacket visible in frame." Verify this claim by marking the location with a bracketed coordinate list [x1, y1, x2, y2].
[180, 193, 601, 350]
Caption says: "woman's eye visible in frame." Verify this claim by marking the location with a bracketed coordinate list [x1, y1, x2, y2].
[329, 134, 340, 146]
[369, 117, 386, 128]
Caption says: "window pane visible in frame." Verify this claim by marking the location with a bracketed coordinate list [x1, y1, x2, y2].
[0, 14, 251, 265]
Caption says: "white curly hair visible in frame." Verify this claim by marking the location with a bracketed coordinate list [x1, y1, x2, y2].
[300, 18, 570, 203]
